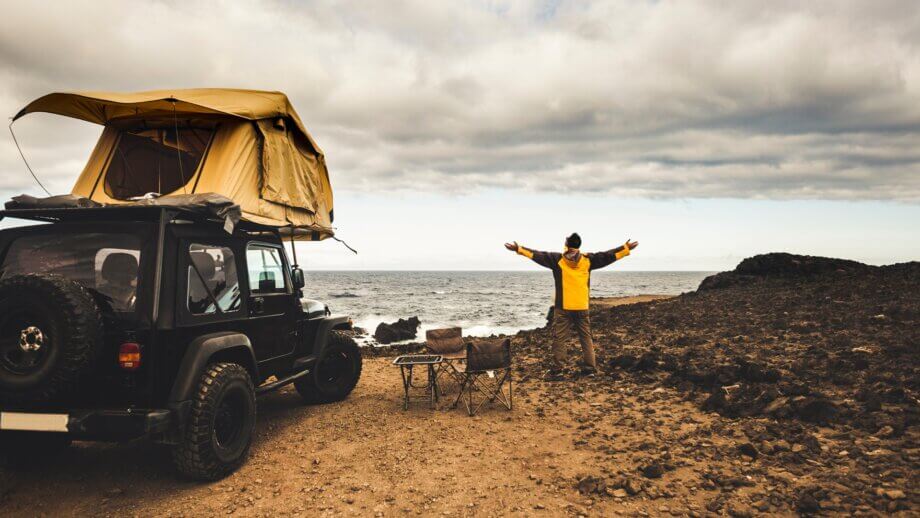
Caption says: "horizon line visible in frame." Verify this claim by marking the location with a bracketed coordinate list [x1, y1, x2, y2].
[300, 269, 718, 273]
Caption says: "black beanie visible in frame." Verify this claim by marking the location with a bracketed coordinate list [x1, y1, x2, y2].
[565, 233, 581, 249]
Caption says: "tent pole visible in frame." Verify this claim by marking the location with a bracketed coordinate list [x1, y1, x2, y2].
[289, 226, 299, 267]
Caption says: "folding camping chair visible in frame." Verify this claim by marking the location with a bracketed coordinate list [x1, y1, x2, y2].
[425, 327, 467, 394]
[453, 338, 513, 416]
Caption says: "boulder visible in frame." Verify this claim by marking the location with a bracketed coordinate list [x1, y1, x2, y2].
[796, 491, 821, 514]
[640, 462, 664, 479]
[575, 475, 606, 495]
[737, 442, 759, 460]
[373, 317, 421, 344]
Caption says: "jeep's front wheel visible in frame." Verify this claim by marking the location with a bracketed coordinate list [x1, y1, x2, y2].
[295, 331, 362, 404]
[172, 363, 256, 481]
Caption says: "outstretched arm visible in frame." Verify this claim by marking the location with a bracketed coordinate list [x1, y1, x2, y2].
[504, 241, 558, 269]
[589, 240, 639, 270]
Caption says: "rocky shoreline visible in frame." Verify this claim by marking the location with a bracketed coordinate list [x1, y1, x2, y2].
[1, 253, 915, 516]
[368, 253, 919, 515]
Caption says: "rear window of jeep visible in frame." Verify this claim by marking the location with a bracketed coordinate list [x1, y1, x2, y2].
[1, 233, 142, 312]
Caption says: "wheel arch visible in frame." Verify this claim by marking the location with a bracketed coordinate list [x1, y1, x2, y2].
[312, 315, 352, 359]
[168, 331, 258, 404]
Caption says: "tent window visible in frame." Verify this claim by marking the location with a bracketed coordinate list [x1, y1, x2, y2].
[103, 127, 213, 200]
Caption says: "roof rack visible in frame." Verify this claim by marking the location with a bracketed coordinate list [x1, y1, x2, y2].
[0, 205, 275, 234]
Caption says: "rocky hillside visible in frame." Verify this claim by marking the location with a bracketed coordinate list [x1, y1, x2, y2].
[510, 254, 918, 515]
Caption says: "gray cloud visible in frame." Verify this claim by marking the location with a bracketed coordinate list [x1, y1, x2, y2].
[1, 0, 918, 200]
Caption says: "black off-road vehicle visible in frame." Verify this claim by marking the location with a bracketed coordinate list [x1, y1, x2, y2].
[0, 203, 362, 480]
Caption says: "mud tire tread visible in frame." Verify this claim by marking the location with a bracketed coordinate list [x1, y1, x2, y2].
[295, 331, 362, 404]
[171, 362, 255, 481]
[0, 274, 103, 404]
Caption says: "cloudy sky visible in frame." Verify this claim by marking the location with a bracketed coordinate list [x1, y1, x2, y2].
[1, 0, 918, 270]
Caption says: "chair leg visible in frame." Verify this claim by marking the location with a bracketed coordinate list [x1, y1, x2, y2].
[501, 371, 512, 410]
[467, 369, 513, 412]
[433, 360, 466, 397]
[452, 376, 468, 410]
[489, 370, 511, 410]
[433, 363, 449, 396]
[429, 364, 437, 408]
[467, 375, 474, 416]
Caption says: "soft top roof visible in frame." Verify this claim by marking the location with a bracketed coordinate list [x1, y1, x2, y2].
[0, 194, 324, 239]
[2, 193, 242, 231]
[13, 88, 322, 154]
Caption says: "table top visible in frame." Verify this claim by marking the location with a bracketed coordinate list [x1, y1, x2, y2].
[393, 354, 443, 365]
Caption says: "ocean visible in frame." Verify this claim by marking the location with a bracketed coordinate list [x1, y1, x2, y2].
[302, 271, 713, 341]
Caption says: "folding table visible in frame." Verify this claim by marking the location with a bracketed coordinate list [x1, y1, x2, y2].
[392, 354, 443, 410]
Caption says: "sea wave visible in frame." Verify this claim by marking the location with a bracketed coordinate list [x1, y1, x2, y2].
[309, 271, 712, 345]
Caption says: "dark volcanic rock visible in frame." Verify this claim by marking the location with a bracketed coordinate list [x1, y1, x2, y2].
[609, 353, 637, 370]
[699, 252, 870, 291]
[360, 341, 424, 358]
[737, 442, 759, 460]
[575, 475, 606, 495]
[735, 253, 867, 277]
[371, 254, 919, 515]
[640, 462, 664, 479]
[373, 317, 421, 344]
[633, 352, 659, 371]
[796, 490, 821, 514]
[793, 397, 838, 424]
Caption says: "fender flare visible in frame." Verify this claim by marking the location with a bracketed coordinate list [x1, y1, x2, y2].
[311, 315, 352, 360]
[168, 331, 258, 404]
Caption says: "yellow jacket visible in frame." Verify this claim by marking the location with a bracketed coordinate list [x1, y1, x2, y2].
[517, 243, 631, 311]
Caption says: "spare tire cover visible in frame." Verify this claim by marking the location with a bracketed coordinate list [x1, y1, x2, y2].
[0, 274, 103, 404]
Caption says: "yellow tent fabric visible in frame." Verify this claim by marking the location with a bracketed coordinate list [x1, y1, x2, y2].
[15, 89, 334, 239]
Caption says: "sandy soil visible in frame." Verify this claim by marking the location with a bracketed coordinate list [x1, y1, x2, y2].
[1, 352, 734, 518]
[591, 295, 673, 308]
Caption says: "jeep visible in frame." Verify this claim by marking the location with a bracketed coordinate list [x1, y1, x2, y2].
[0, 204, 362, 480]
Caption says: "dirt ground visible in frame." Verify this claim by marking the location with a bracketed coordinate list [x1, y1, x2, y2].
[0, 275, 915, 517]
[0, 356, 689, 517]
[0, 298, 737, 518]
[3, 356, 770, 518]
[591, 295, 672, 308]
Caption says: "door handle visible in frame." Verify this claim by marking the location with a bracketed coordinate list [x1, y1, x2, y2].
[251, 297, 265, 314]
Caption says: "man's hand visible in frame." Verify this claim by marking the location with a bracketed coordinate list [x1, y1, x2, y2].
[504, 241, 519, 252]
[626, 240, 639, 250]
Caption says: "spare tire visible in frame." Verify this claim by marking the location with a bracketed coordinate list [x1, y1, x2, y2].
[0, 274, 103, 404]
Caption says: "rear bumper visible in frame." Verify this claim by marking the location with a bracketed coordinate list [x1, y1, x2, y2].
[0, 408, 171, 441]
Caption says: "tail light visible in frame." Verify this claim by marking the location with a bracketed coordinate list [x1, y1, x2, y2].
[118, 342, 141, 371]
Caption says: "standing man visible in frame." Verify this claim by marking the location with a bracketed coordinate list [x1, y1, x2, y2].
[505, 234, 638, 378]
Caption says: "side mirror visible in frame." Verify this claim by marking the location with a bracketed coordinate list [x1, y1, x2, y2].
[291, 267, 305, 290]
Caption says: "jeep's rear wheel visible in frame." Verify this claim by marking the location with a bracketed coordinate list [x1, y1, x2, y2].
[172, 363, 256, 481]
[0, 275, 103, 404]
[295, 331, 362, 404]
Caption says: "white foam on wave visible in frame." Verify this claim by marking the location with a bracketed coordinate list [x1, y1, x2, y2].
[355, 317, 542, 348]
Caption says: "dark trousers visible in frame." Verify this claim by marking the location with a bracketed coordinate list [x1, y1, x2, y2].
[551, 309, 596, 370]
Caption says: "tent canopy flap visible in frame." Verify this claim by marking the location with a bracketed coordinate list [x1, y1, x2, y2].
[15, 89, 334, 239]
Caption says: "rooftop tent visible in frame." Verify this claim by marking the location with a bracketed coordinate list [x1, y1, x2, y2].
[13, 89, 334, 240]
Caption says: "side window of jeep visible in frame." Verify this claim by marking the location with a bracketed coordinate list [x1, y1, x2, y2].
[187, 244, 241, 315]
[246, 244, 287, 294]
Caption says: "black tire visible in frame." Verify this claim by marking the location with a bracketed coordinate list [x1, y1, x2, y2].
[171, 363, 256, 481]
[0, 274, 103, 404]
[294, 331, 362, 404]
